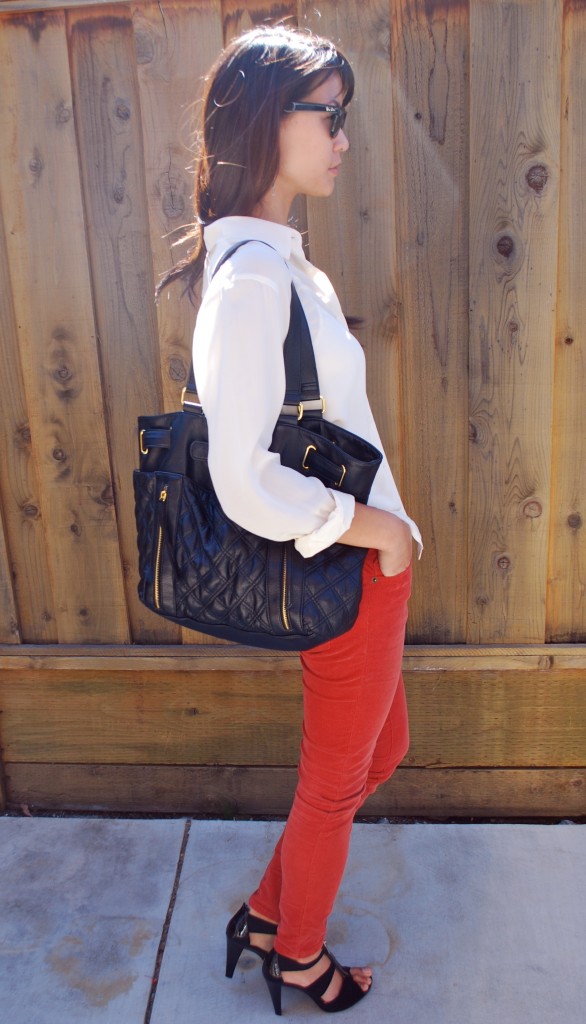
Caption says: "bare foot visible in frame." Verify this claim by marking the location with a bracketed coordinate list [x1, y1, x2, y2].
[281, 948, 372, 1003]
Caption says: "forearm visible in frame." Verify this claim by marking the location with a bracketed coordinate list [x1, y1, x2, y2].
[337, 502, 412, 575]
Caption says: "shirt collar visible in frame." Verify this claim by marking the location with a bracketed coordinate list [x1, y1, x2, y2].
[203, 216, 304, 261]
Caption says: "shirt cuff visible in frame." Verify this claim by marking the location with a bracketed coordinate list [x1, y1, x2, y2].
[294, 490, 355, 559]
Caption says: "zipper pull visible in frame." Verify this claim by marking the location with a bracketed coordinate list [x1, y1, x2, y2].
[159, 486, 168, 503]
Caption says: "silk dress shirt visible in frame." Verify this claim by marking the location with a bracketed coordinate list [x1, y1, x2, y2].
[192, 216, 422, 560]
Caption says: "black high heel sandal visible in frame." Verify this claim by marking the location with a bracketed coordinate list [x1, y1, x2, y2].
[262, 944, 371, 1015]
[225, 903, 278, 978]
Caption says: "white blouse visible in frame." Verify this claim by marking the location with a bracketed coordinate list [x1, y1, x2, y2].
[192, 216, 422, 559]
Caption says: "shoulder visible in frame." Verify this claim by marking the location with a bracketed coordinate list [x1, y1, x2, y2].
[209, 240, 291, 298]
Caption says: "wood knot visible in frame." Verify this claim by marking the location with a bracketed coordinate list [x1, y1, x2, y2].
[29, 149, 44, 180]
[22, 503, 39, 519]
[78, 607, 89, 618]
[523, 500, 542, 519]
[55, 101, 71, 124]
[70, 522, 81, 536]
[526, 164, 548, 194]
[15, 424, 32, 448]
[567, 512, 582, 530]
[53, 363, 73, 383]
[414, 111, 422, 120]
[496, 235, 514, 258]
[168, 357, 187, 383]
[468, 420, 479, 443]
[564, 336, 574, 346]
[99, 484, 114, 507]
[113, 183, 125, 203]
[52, 447, 67, 462]
[497, 555, 511, 571]
[115, 99, 131, 121]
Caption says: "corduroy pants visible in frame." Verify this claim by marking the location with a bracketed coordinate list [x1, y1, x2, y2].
[249, 549, 412, 958]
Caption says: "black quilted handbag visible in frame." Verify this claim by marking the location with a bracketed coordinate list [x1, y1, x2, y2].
[133, 243, 383, 650]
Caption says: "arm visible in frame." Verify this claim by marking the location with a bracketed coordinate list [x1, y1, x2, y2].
[337, 503, 413, 576]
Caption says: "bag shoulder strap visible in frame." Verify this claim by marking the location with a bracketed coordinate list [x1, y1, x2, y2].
[186, 239, 323, 418]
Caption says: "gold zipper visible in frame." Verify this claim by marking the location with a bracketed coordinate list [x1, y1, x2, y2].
[281, 549, 291, 631]
[154, 485, 167, 610]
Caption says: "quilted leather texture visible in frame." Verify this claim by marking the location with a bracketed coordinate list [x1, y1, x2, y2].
[134, 469, 365, 650]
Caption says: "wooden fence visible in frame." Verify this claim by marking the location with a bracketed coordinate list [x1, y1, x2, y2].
[0, 0, 584, 817]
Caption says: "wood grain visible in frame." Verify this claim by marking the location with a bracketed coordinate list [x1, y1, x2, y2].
[468, 0, 562, 643]
[132, 0, 225, 643]
[391, 0, 469, 643]
[301, 0, 403, 482]
[0, 202, 53, 642]
[0, 504, 19, 642]
[0, 9, 129, 643]
[547, 0, 586, 641]
[68, 4, 177, 642]
[1, 663, 585, 767]
[5, 764, 585, 819]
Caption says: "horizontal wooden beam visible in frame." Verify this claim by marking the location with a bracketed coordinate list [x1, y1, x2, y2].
[0, 0, 133, 12]
[2, 643, 586, 671]
[5, 764, 585, 819]
[2, 662, 585, 767]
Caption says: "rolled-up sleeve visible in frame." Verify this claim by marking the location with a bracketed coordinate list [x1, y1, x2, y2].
[193, 255, 356, 556]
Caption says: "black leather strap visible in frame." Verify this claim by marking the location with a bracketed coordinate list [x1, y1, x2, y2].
[187, 239, 322, 415]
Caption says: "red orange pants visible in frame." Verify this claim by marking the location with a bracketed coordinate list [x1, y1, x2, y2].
[249, 549, 412, 958]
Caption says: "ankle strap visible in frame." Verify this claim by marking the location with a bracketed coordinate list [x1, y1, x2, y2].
[247, 909, 278, 935]
[273, 946, 326, 973]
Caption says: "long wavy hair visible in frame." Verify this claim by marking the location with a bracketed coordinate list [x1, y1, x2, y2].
[157, 25, 354, 298]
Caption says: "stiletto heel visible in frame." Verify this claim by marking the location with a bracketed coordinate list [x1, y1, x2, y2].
[262, 944, 371, 1015]
[225, 903, 278, 978]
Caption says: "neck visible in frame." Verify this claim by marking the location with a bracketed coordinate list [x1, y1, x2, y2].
[252, 185, 295, 226]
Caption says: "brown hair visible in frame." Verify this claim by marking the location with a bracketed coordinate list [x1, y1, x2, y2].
[157, 25, 354, 298]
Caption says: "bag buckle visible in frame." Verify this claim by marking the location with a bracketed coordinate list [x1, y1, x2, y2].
[297, 396, 326, 421]
[139, 429, 149, 455]
[181, 386, 201, 410]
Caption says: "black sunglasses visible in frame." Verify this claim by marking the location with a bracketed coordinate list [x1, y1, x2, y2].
[283, 102, 347, 138]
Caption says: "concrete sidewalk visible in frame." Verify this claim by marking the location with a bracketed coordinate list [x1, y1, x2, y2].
[0, 817, 584, 1024]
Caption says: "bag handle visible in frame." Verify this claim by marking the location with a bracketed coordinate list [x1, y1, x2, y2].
[184, 240, 323, 420]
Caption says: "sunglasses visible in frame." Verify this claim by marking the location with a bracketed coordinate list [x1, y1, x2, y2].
[283, 102, 348, 138]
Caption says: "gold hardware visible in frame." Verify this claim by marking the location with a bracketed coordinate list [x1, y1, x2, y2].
[181, 386, 200, 410]
[154, 486, 168, 609]
[297, 396, 326, 421]
[335, 465, 347, 487]
[281, 552, 291, 631]
[139, 429, 148, 455]
[302, 444, 317, 470]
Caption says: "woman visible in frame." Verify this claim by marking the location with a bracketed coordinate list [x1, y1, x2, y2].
[159, 24, 422, 1016]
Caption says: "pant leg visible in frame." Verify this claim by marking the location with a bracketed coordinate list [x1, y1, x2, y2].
[361, 671, 409, 802]
[250, 551, 411, 957]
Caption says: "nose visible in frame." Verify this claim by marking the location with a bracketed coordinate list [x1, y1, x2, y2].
[335, 128, 349, 152]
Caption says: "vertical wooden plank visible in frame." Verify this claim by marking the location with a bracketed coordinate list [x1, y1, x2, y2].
[68, 3, 178, 643]
[0, 9, 130, 643]
[299, 0, 404, 507]
[547, 0, 586, 641]
[0, 187, 56, 641]
[133, 0, 223, 414]
[299, 0, 398, 428]
[390, 0, 469, 642]
[133, 0, 223, 645]
[468, 0, 562, 643]
[0, 504, 20, 643]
